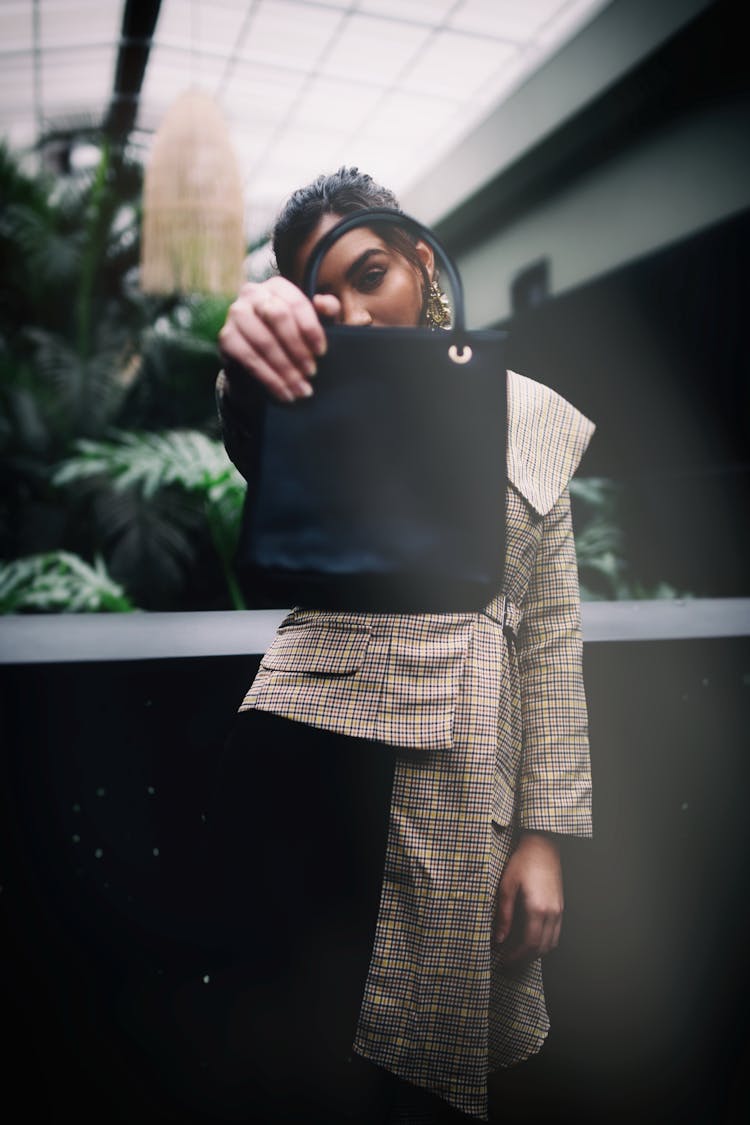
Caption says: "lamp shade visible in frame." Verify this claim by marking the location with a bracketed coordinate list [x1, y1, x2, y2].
[140, 89, 245, 295]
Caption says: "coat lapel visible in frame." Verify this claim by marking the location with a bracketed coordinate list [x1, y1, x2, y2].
[506, 369, 595, 516]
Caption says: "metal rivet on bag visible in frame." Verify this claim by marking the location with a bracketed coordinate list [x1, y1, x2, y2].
[448, 344, 472, 365]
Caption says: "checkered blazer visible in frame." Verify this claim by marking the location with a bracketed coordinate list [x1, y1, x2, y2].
[217, 368, 594, 1120]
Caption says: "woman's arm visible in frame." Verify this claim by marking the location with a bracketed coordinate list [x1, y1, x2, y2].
[515, 487, 592, 835]
[494, 487, 592, 963]
[216, 276, 340, 478]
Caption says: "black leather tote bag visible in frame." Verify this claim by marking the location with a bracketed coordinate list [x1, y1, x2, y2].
[234, 207, 507, 613]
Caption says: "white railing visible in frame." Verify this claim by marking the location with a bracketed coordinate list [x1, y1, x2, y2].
[1, 599, 749, 664]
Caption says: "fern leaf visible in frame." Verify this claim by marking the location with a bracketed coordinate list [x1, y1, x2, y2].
[54, 429, 242, 497]
[0, 550, 136, 613]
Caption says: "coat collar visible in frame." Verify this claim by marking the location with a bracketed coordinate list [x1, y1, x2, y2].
[506, 370, 595, 516]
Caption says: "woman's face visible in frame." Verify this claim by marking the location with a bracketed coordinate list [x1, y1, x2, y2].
[293, 212, 434, 327]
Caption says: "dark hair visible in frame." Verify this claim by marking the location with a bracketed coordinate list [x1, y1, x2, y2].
[272, 166, 427, 288]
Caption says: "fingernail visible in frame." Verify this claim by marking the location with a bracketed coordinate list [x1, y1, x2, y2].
[300, 382, 314, 398]
[316, 339, 327, 356]
[305, 360, 317, 378]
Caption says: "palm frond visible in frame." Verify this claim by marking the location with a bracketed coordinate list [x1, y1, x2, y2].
[0, 550, 135, 613]
[0, 201, 84, 285]
[142, 291, 231, 360]
[570, 476, 692, 600]
[179, 294, 233, 344]
[568, 477, 620, 510]
[20, 327, 133, 435]
[23, 327, 85, 400]
[570, 476, 628, 599]
[1, 379, 52, 456]
[53, 429, 246, 607]
[0, 139, 52, 212]
[101, 487, 199, 604]
[54, 429, 244, 499]
[573, 521, 624, 568]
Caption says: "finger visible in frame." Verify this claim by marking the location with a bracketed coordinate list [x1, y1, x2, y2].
[264, 276, 329, 356]
[250, 311, 315, 399]
[507, 908, 563, 964]
[222, 302, 314, 399]
[256, 291, 322, 377]
[229, 278, 327, 364]
[539, 898, 563, 956]
[218, 324, 297, 404]
[312, 293, 341, 327]
[505, 912, 544, 965]
[493, 881, 517, 945]
[537, 914, 558, 958]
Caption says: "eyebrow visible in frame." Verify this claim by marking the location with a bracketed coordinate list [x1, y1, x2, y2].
[345, 247, 386, 282]
[315, 246, 387, 293]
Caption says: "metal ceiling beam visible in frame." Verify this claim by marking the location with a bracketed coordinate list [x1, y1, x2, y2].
[104, 0, 163, 140]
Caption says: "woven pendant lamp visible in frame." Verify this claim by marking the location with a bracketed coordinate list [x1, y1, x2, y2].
[140, 89, 245, 295]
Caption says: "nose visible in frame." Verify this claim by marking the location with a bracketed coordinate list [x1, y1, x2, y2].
[339, 295, 373, 326]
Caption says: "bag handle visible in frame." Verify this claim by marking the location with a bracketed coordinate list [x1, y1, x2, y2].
[301, 207, 468, 346]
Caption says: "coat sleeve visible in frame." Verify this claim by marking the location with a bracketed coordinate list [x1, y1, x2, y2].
[515, 485, 592, 837]
[215, 367, 263, 484]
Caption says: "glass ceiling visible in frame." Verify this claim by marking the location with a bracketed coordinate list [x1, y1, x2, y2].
[1, 0, 609, 249]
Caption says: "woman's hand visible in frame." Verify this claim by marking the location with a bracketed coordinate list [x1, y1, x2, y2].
[493, 831, 564, 965]
[218, 277, 340, 403]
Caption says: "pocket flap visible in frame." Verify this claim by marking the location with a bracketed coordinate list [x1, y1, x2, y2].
[261, 623, 371, 675]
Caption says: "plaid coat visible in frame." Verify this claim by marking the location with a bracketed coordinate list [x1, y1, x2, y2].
[217, 369, 594, 1120]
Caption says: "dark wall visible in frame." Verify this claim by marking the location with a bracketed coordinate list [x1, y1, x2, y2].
[503, 208, 750, 597]
[2, 641, 749, 1124]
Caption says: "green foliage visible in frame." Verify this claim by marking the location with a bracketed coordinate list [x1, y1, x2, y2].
[54, 430, 246, 609]
[122, 295, 231, 433]
[0, 137, 153, 569]
[55, 429, 240, 497]
[0, 551, 135, 613]
[570, 477, 688, 600]
[1, 139, 245, 612]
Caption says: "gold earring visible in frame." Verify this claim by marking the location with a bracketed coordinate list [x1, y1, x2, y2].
[425, 279, 451, 329]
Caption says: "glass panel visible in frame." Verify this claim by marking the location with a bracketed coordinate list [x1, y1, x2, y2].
[155, 0, 248, 54]
[320, 13, 429, 83]
[362, 89, 460, 144]
[358, 0, 456, 21]
[39, 0, 123, 49]
[449, 0, 569, 40]
[258, 130, 340, 185]
[399, 30, 517, 98]
[239, 0, 344, 71]
[0, 1, 35, 51]
[293, 76, 387, 134]
[138, 44, 225, 113]
[342, 136, 417, 189]
[0, 56, 35, 117]
[40, 47, 117, 102]
[221, 60, 306, 117]
[145, 40, 227, 86]
[224, 122, 278, 165]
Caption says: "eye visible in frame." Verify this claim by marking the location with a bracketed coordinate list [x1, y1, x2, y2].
[358, 266, 386, 293]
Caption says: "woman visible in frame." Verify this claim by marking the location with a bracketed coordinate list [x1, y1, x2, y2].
[213, 168, 594, 1124]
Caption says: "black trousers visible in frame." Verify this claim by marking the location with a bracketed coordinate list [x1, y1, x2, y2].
[204, 708, 474, 1124]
